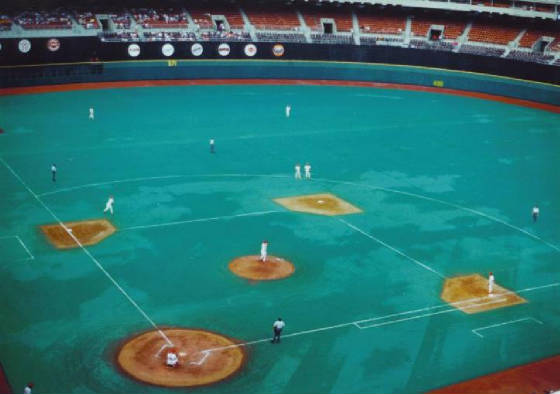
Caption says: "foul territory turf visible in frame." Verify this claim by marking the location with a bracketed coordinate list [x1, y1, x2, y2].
[0, 82, 559, 394]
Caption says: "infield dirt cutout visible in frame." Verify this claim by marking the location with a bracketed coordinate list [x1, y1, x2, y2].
[117, 328, 245, 388]
[229, 255, 295, 280]
[273, 193, 362, 216]
[441, 274, 526, 314]
[40, 219, 115, 249]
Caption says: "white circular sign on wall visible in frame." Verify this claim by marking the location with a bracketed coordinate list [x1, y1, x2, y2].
[218, 43, 230, 57]
[272, 43, 285, 57]
[244, 43, 257, 57]
[162, 43, 175, 57]
[191, 43, 203, 57]
[128, 43, 140, 57]
[47, 38, 60, 52]
[18, 39, 31, 53]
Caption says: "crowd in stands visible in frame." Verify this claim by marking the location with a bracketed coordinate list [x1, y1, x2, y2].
[144, 31, 195, 41]
[132, 8, 188, 28]
[15, 10, 72, 29]
[0, 15, 11, 31]
[199, 30, 250, 41]
[101, 31, 139, 42]
[75, 11, 99, 29]
[110, 13, 131, 29]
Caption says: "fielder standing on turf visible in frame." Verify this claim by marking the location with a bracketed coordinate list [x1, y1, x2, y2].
[210, 138, 215, 153]
[89, 107, 94, 120]
[103, 195, 114, 215]
[260, 240, 268, 262]
[285, 105, 291, 118]
[271, 318, 285, 343]
[51, 164, 57, 182]
[304, 163, 311, 180]
[294, 163, 302, 180]
[488, 272, 495, 297]
[532, 205, 539, 222]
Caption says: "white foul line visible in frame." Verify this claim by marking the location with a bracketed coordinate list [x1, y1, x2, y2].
[314, 177, 560, 254]
[0, 157, 173, 346]
[337, 217, 445, 279]
[0, 235, 35, 261]
[472, 317, 544, 338]
[202, 282, 559, 354]
[32, 172, 560, 253]
[120, 210, 281, 231]
[36, 175, 184, 197]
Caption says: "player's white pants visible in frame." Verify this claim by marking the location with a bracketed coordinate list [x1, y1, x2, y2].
[104, 205, 113, 215]
[305, 172, 311, 179]
[488, 282, 493, 294]
[260, 252, 267, 262]
[295, 171, 301, 179]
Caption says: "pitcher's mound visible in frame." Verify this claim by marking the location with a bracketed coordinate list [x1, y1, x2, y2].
[274, 193, 362, 216]
[441, 274, 526, 314]
[116, 328, 245, 388]
[40, 219, 115, 249]
[229, 255, 295, 280]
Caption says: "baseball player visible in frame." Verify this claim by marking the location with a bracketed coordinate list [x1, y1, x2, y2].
[51, 164, 57, 182]
[488, 272, 495, 297]
[271, 318, 285, 344]
[260, 240, 268, 262]
[304, 163, 311, 180]
[294, 163, 302, 180]
[532, 205, 539, 222]
[103, 195, 114, 215]
[24, 383, 33, 394]
[210, 138, 215, 153]
[166, 349, 179, 367]
[285, 105, 291, 118]
[89, 107, 94, 120]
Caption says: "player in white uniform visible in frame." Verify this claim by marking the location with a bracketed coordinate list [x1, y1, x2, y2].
[532, 205, 539, 222]
[304, 163, 311, 180]
[89, 107, 94, 120]
[260, 240, 268, 262]
[285, 105, 291, 118]
[103, 195, 114, 215]
[51, 164, 57, 182]
[166, 350, 179, 367]
[294, 163, 301, 180]
[24, 383, 33, 394]
[210, 139, 215, 153]
[488, 272, 495, 297]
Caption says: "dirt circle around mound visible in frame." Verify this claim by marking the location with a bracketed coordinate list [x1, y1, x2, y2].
[116, 328, 246, 388]
[229, 255, 295, 280]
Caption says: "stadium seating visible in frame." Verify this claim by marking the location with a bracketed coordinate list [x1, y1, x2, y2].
[302, 8, 354, 32]
[246, 6, 301, 30]
[15, 11, 72, 29]
[132, 8, 188, 29]
[410, 16, 466, 39]
[468, 23, 521, 44]
[187, 6, 245, 30]
[357, 13, 405, 35]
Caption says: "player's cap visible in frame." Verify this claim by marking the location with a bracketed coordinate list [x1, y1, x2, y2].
[489, 272, 493, 275]
[28, 383, 34, 387]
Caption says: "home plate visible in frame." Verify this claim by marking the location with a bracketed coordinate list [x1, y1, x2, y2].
[317, 200, 324, 204]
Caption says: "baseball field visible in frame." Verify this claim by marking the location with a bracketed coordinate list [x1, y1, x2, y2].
[1, 80, 559, 393]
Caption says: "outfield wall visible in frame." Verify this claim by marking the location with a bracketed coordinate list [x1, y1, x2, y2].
[0, 39, 559, 106]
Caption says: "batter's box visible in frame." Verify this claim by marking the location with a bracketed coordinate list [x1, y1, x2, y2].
[0, 235, 34, 262]
[273, 193, 362, 216]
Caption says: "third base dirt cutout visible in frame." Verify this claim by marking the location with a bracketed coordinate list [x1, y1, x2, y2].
[116, 328, 245, 388]
[229, 255, 295, 280]
[441, 274, 526, 314]
[40, 219, 116, 249]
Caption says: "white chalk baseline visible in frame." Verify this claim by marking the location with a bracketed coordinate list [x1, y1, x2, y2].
[0, 235, 35, 261]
